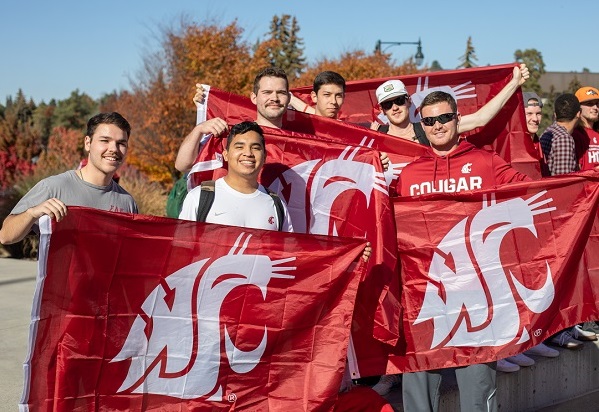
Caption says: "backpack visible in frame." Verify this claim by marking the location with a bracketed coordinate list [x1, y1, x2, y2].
[196, 180, 285, 231]
[166, 174, 188, 218]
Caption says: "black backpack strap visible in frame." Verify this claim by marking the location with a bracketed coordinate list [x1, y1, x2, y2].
[413, 122, 431, 146]
[266, 189, 285, 231]
[197, 180, 216, 222]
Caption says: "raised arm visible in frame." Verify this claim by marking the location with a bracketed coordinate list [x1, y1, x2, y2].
[0, 198, 67, 245]
[458, 63, 529, 133]
[175, 83, 228, 173]
[174, 118, 229, 173]
[288, 93, 316, 114]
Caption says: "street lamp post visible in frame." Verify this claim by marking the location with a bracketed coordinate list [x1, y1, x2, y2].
[375, 38, 424, 66]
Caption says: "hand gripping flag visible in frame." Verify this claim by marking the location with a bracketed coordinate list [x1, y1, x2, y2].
[21, 208, 365, 411]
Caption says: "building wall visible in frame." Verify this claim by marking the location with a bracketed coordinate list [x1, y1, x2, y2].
[539, 72, 599, 94]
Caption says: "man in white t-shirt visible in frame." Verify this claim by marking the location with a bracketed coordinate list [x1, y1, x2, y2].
[179, 121, 293, 231]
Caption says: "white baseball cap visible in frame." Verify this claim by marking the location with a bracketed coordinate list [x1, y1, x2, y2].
[376, 80, 408, 104]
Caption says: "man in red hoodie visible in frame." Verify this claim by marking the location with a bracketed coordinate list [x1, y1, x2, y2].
[396, 91, 529, 412]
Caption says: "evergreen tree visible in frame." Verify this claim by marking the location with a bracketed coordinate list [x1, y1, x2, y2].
[32, 101, 56, 148]
[567, 77, 582, 94]
[430, 60, 443, 71]
[514, 49, 545, 94]
[265, 14, 305, 81]
[0, 90, 39, 157]
[457, 36, 478, 69]
[53, 90, 97, 132]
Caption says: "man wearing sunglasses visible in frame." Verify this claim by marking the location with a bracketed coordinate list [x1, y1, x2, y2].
[396, 91, 530, 412]
[371, 64, 529, 145]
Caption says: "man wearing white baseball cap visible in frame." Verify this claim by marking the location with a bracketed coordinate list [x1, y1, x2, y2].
[371, 64, 530, 146]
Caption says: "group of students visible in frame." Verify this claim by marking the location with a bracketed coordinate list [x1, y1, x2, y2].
[1, 64, 598, 412]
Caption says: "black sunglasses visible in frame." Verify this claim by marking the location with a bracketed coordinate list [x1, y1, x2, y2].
[380, 95, 408, 111]
[420, 112, 457, 127]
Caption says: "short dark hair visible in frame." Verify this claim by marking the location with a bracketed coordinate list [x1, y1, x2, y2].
[313, 71, 346, 94]
[226, 121, 265, 150]
[253, 67, 289, 94]
[554, 93, 581, 122]
[86, 112, 131, 139]
[420, 91, 458, 113]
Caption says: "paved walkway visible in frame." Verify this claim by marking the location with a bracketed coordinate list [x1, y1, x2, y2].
[0, 258, 37, 409]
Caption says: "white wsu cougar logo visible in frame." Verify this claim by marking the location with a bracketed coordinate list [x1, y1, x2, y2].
[111, 233, 296, 400]
[269, 139, 388, 235]
[415, 192, 557, 348]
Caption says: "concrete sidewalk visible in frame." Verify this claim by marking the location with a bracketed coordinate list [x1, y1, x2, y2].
[0, 258, 37, 409]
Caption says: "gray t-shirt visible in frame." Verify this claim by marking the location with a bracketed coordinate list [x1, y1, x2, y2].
[11, 170, 138, 216]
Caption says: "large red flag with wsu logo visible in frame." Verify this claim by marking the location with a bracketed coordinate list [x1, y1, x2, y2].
[291, 63, 541, 179]
[189, 123, 403, 379]
[381, 172, 599, 375]
[192, 87, 426, 350]
[21, 208, 366, 411]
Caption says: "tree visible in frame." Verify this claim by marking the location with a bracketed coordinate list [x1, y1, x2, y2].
[53, 90, 97, 132]
[102, 18, 262, 185]
[514, 49, 545, 94]
[296, 50, 423, 87]
[457, 36, 478, 69]
[567, 77, 582, 94]
[0, 90, 41, 162]
[263, 15, 305, 81]
[430, 60, 443, 71]
[32, 101, 56, 148]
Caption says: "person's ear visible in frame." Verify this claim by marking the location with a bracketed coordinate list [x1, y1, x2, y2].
[250, 92, 257, 105]
[222, 148, 229, 162]
[311, 91, 317, 104]
[84, 136, 91, 152]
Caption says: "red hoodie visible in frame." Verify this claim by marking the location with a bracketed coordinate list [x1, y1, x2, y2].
[396, 140, 530, 197]
[573, 126, 599, 171]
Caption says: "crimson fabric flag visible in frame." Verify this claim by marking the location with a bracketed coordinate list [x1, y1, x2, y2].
[21, 207, 366, 411]
[384, 171, 599, 375]
[291, 63, 541, 178]
[191, 126, 401, 356]
[192, 86, 427, 350]
[193, 86, 427, 192]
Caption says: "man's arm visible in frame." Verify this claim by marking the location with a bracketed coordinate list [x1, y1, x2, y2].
[175, 119, 229, 174]
[288, 93, 316, 114]
[458, 64, 529, 133]
[0, 198, 67, 245]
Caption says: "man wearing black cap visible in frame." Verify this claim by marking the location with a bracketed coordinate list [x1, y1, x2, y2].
[522, 92, 548, 175]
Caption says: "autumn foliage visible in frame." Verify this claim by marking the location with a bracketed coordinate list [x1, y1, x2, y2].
[2, 15, 423, 200]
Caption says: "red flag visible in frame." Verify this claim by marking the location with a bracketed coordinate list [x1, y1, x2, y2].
[291, 64, 541, 178]
[189, 127, 402, 380]
[386, 171, 599, 374]
[193, 86, 428, 191]
[22, 207, 365, 411]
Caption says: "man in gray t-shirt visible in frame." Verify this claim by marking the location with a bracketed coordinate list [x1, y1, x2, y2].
[0, 112, 138, 245]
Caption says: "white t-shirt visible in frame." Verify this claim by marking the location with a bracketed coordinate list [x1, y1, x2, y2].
[179, 178, 293, 232]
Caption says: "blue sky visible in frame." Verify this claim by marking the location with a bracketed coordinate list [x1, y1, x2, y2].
[2, 0, 595, 104]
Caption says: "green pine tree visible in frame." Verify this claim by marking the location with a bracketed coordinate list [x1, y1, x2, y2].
[514, 48, 546, 94]
[457, 36, 478, 69]
[265, 15, 306, 81]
